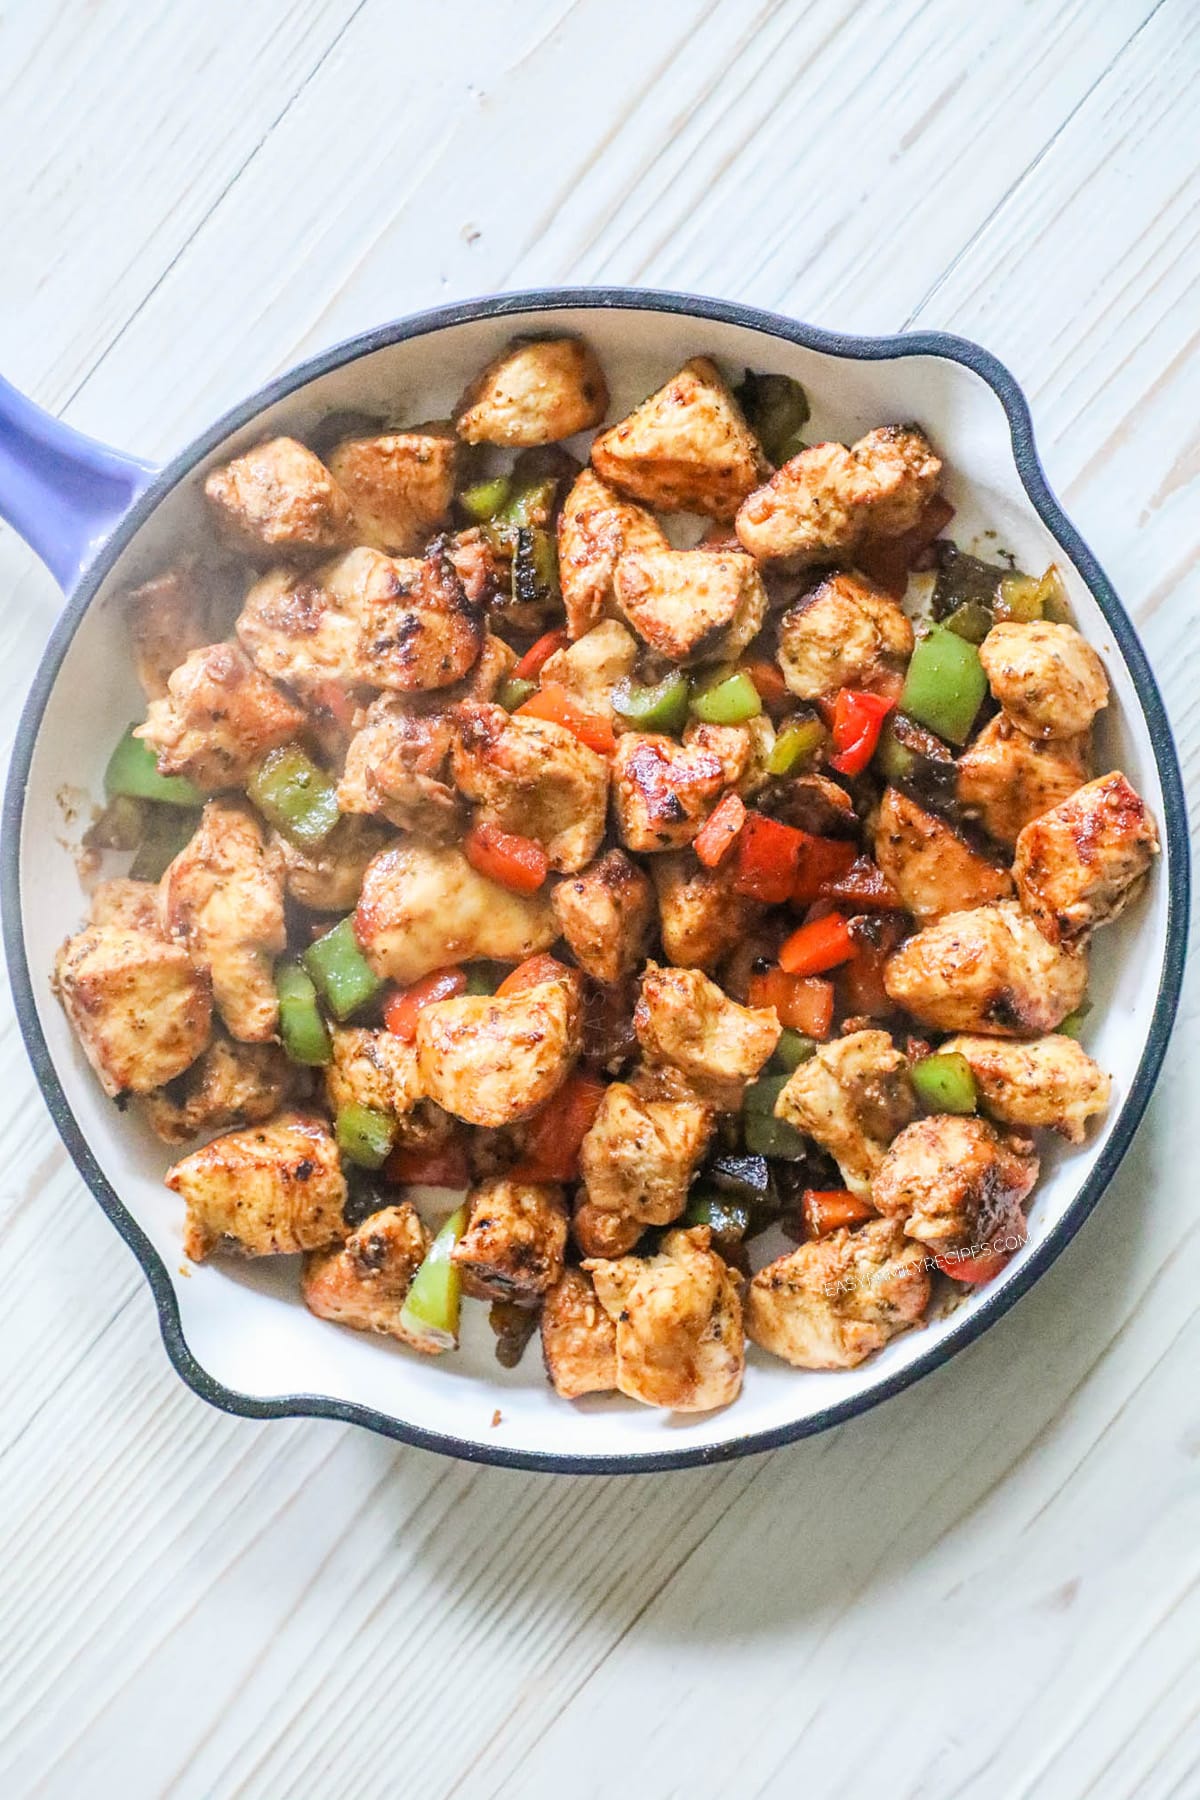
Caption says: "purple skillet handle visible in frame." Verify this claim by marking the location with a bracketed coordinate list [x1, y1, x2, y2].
[0, 375, 159, 592]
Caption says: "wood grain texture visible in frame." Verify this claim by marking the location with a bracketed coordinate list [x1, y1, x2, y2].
[0, 2, 1196, 1796]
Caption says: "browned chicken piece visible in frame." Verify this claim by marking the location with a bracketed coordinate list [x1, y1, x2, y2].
[140, 1034, 292, 1146]
[337, 697, 460, 837]
[127, 563, 222, 700]
[957, 713, 1091, 845]
[585, 1226, 744, 1412]
[451, 701, 609, 874]
[136, 642, 307, 791]
[160, 801, 286, 1043]
[557, 468, 669, 638]
[321, 541, 484, 692]
[747, 1217, 931, 1370]
[204, 437, 357, 558]
[682, 719, 755, 789]
[273, 815, 391, 913]
[652, 853, 759, 971]
[611, 731, 730, 853]
[736, 426, 941, 564]
[872, 1114, 1038, 1255]
[325, 1025, 423, 1120]
[54, 878, 212, 1098]
[551, 848, 656, 985]
[775, 1029, 915, 1198]
[446, 529, 506, 612]
[572, 1199, 645, 1258]
[415, 972, 583, 1128]
[302, 1202, 432, 1347]
[1013, 771, 1159, 944]
[235, 565, 364, 694]
[634, 962, 780, 1109]
[168, 1111, 347, 1261]
[614, 548, 768, 664]
[454, 337, 609, 445]
[979, 621, 1109, 740]
[538, 620, 639, 723]
[541, 1266, 618, 1398]
[325, 425, 458, 554]
[355, 840, 556, 984]
[884, 901, 1088, 1035]
[874, 786, 1014, 923]
[777, 572, 914, 700]
[591, 356, 768, 521]
[455, 629, 517, 701]
[451, 1176, 568, 1302]
[768, 770, 859, 837]
[941, 1033, 1111, 1144]
[579, 1072, 714, 1229]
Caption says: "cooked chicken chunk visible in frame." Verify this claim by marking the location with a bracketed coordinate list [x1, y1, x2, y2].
[775, 1029, 915, 1198]
[325, 1025, 424, 1121]
[451, 1176, 567, 1302]
[337, 697, 459, 837]
[769, 770, 859, 837]
[874, 786, 1013, 923]
[54, 878, 212, 1098]
[579, 1074, 714, 1227]
[979, 621, 1108, 740]
[572, 1199, 645, 1259]
[415, 973, 582, 1127]
[736, 426, 941, 564]
[127, 563, 222, 700]
[634, 962, 779, 1109]
[204, 437, 357, 558]
[585, 1226, 743, 1411]
[777, 572, 913, 701]
[1013, 771, 1159, 944]
[302, 1202, 432, 1346]
[273, 815, 390, 913]
[611, 731, 730, 853]
[652, 854, 759, 971]
[454, 337, 608, 445]
[539, 619, 639, 723]
[872, 1115, 1038, 1254]
[884, 901, 1088, 1035]
[168, 1111, 347, 1261]
[590, 356, 768, 521]
[541, 1266, 618, 1398]
[551, 849, 656, 985]
[451, 701, 609, 874]
[140, 1034, 292, 1145]
[747, 1218, 931, 1370]
[325, 426, 458, 555]
[321, 541, 484, 692]
[941, 1033, 1111, 1144]
[682, 718, 757, 790]
[354, 840, 556, 984]
[957, 713, 1091, 845]
[614, 548, 768, 664]
[557, 468, 669, 638]
[160, 801, 286, 1043]
[136, 642, 306, 791]
[235, 565, 364, 694]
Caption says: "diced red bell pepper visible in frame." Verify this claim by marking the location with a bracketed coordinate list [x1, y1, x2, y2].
[935, 1248, 1013, 1285]
[747, 968, 835, 1038]
[828, 689, 895, 777]
[731, 812, 807, 903]
[464, 819, 550, 894]
[495, 952, 571, 998]
[309, 679, 357, 733]
[516, 683, 615, 754]
[778, 910, 856, 977]
[840, 940, 894, 1018]
[802, 1188, 876, 1239]
[383, 966, 468, 1040]
[791, 834, 858, 903]
[512, 628, 569, 681]
[854, 495, 956, 597]
[821, 854, 904, 911]
[693, 791, 747, 868]
[384, 1139, 471, 1190]
[509, 1071, 608, 1182]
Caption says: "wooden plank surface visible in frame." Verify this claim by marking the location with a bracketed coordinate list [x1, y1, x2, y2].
[1, 2, 1196, 1795]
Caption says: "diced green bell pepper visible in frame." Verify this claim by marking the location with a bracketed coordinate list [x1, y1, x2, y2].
[944, 599, 995, 645]
[336, 1102, 397, 1170]
[743, 1072, 792, 1115]
[498, 676, 538, 713]
[302, 916, 384, 1021]
[511, 525, 558, 608]
[459, 475, 512, 522]
[735, 370, 810, 465]
[104, 725, 204, 807]
[613, 670, 691, 734]
[275, 960, 332, 1066]
[128, 805, 201, 881]
[766, 715, 825, 776]
[400, 1205, 469, 1351]
[911, 1051, 977, 1114]
[689, 669, 762, 726]
[1058, 999, 1092, 1040]
[703, 1152, 773, 1206]
[772, 1029, 817, 1072]
[464, 964, 500, 996]
[684, 1188, 753, 1245]
[743, 1112, 808, 1159]
[900, 624, 988, 746]
[86, 793, 147, 852]
[247, 744, 340, 849]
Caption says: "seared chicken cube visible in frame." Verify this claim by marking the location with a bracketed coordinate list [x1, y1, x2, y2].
[454, 336, 608, 446]
[235, 565, 364, 694]
[337, 697, 460, 837]
[451, 1176, 568, 1302]
[136, 642, 306, 791]
[326, 425, 458, 555]
[1013, 771, 1159, 944]
[273, 814, 390, 913]
[585, 1226, 744, 1411]
[941, 1033, 1111, 1144]
[682, 719, 756, 790]
[591, 356, 768, 521]
[614, 548, 767, 665]
[354, 840, 556, 985]
[979, 621, 1108, 740]
[140, 1034, 292, 1145]
[775, 1029, 915, 1198]
[634, 962, 779, 1109]
[777, 572, 913, 701]
[538, 620, 639, 723]
[168, 1111, 347, 1261]
[54, 878, 212, 1098]
[957, 713, 1090, 845]
[611, 731, 730, 853]
[652, 853, 759, 971]
[325, 1025, 423, 1121]
[302, 1202, 432, 1346]
[578, 1073, 714, 1228]
[160, 801, 286, 1043]
[540, 1266, 618, 1398]
[736, 426, 941, 564]
[204, 437, 357, 559]
[884, 901, 1088, 1035]
[415, 972, 582, 1127]
[451, 701, 609, 874]
[874, 786, 1013, 923]
[572, 1199, 644, 1259]
[872, 1114, 1038, 1254]
[747, 1217, 931, 1370]
[550, 848, 656, 985]
[127, 563, 222, 700]
[557, 468, 669, 638]
[322, 541, 484, 692]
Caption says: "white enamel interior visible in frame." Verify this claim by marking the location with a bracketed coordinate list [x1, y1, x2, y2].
[16, 304, 1174, 1465]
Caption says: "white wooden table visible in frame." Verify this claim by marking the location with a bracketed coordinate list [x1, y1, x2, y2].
[1, 4, 1197, 1795]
